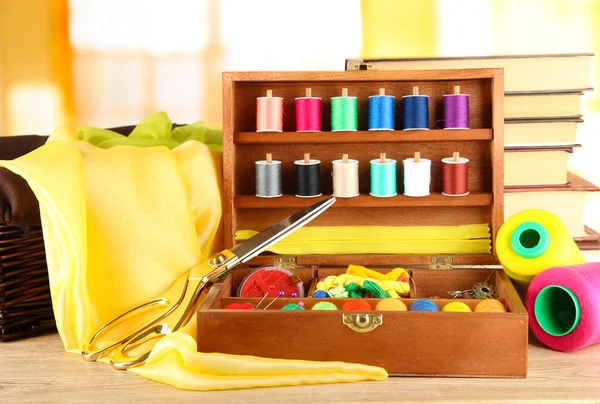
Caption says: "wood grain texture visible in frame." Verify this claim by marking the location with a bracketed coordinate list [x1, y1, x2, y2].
[3, 333, 600, 403]
[234, 129, 493, 144]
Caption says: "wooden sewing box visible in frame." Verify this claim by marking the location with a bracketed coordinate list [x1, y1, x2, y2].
[196, 69, 529, 378]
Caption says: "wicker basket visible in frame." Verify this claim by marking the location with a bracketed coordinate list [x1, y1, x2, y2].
[0, 225, 56, 341]
[0, 124, 182, 341]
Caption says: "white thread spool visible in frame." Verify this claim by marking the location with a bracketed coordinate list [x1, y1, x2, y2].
[332, 153, 359, 198]
[403, 152, 431, 197]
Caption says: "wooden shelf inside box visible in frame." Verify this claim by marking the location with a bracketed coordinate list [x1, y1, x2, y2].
[234, 129, 494, 144]
[197, 267, 527, 378]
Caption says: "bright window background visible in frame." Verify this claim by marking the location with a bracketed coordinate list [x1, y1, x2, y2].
[68, 0, 362, 127]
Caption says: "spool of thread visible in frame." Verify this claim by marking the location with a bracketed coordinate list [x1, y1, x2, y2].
[295, 153, 321, 198]
[282, 302, 305, 311]
[311, 302, 338, 311]
[312, 290, 330, 298]
[442, 301, 472, 312]
[402, 86, 429, 130]
[341, 300, 372, 311]
[255, 153, 282, 198]
[224, 303, 255, 310]
[496, 209, 585, 285]
[296, 88, 321, 132]
[256, 89, 283, 132]
[368, 88, 395, 131]
[332, 153, 359, 198]
[443, 85, 470, 129]
[442, 152, 469, 196]
[403, 152, 431, 197]
[331, 88, 358, 131]
[409, 299, 439, 312]
[370, 153, 397, 197]
[526, 263, 600, 352]
[474, 299, 506, 313]
[375, 299, 407, 311]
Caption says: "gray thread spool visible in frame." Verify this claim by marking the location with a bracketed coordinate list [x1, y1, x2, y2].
[256, 153, 282, 198]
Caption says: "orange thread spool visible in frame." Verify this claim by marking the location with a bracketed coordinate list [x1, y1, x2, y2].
[474, 299, 507, 313]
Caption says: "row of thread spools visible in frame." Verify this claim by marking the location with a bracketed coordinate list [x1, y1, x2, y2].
[256, 86, 470, 132]
[255, 151, 470, 198]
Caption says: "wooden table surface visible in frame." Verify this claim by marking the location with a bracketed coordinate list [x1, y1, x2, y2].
[1, 332, 600, 404]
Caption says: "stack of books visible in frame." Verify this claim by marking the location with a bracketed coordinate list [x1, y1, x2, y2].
[346, 54, 599, 248]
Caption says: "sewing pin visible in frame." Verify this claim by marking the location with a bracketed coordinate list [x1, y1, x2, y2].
[262, 291, 285, 310]
[253, 285, 275, 310]
[278, 291, 298, 309]
[290, 302, 305, 310]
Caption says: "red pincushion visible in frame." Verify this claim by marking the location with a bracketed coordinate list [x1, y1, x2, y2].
[237, 266, 304, 298]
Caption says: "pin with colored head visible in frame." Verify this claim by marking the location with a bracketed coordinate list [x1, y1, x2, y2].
[253, 285, 275, 310]
[278, 292, 298, 309]
[262, 291, 285, 310]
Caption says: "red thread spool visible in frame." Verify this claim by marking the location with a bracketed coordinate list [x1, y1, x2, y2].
[442, 152, 469, 196]
[257, 89, 283, 132]
[295, 88, 321, 132]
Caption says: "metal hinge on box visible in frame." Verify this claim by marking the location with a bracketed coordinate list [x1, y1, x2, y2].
[274, 256, 297, 270]
[429, 256, 453, 269]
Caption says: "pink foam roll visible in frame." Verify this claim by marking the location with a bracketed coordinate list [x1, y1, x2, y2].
[526, 262, 600, 352]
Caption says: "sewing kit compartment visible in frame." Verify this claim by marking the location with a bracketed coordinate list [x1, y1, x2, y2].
[197, 70, 528, 377]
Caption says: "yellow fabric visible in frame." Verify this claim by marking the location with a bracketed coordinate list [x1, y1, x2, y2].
[235, 224, 492, 255]
[0, 130, 387, 390]
[316, 274, 410, 298]
[346, 265, 408, 282]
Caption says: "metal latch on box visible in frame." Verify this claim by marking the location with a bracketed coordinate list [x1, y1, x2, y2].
[343, 313, 383, 333]
[429, 256, 453, 269]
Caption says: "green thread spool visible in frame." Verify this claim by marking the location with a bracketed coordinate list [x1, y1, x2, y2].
[331, 88, 358, 131]
[370, 153, 397, 197]
[534, 285, 580, 336]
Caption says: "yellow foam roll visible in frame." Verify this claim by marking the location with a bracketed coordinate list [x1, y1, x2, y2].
[496, 209, 585, 284]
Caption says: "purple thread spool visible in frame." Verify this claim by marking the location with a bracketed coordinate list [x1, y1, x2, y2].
[443, 86, 470, 129]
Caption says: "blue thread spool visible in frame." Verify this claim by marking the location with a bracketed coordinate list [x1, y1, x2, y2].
[403, 86, 429, 130]
[312, 290, 330, 298]
[410, 299, 439, 312]
[369, 88, 395, 131]
[370, 153, 397, 197]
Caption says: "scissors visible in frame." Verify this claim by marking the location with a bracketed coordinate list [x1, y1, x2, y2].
[81, 196, 335, 370]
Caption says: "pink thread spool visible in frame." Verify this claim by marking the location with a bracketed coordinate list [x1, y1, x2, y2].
[526, 262, 600, 352]
[295, 88, 321, 132]
[257, 89, 283, 132]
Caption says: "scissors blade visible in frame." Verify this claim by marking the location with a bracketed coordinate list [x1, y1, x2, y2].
[228, 196, 335, 266]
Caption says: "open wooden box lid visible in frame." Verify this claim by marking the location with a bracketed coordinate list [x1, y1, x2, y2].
[222, 69, 504, 268]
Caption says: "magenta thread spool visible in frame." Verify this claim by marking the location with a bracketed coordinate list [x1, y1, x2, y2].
[443, 85, 470, 129]
[295, 88, 321, 132]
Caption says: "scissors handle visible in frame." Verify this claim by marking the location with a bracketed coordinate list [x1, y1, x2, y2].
[82, 250, 237, 368]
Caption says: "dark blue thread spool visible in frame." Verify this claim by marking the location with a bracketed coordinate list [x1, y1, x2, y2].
[403, 87, 429, 130]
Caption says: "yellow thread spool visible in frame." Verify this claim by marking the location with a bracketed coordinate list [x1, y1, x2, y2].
[496, 209, 585, 285]
[375, 299, 407, 311]
[442, 301, 472, 312]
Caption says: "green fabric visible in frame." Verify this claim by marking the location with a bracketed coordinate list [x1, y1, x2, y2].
[77, 112, 223, 151]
